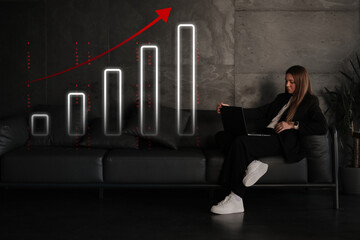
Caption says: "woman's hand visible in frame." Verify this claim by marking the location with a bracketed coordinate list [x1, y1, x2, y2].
[274, 121, 294, 134]
[216, 102, 230, 114]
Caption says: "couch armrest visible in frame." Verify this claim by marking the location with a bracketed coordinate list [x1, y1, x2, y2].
[0, 115, 28, 156]
[300, 129, 333, 183]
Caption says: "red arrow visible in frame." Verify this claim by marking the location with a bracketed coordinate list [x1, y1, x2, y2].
[28, 7, 172, 84]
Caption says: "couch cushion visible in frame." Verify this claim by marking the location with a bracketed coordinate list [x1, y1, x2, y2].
[204, 149, 308, 184]
[257, 156, 308, 184]
[123, 105, 191, 150]
[203, 148, 224, 183]
[104, 148, 205, 183]
[1, 146, 105, 183]
[79, 118, 138, 149]
[0, 115, 28, 157]
[300, 132, 332, 183]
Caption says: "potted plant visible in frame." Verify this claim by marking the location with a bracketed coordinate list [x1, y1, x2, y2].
[324, 54, 360, 194]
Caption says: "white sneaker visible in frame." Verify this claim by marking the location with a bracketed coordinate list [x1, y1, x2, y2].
[242, 160, 268, 187]
[210, 193, 244, 215]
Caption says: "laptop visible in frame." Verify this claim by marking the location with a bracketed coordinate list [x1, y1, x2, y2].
[220, 106, 271, 137]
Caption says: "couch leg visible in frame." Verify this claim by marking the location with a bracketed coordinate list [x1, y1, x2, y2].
[99, 187, 104, 200]
[334, 186, 339, 209]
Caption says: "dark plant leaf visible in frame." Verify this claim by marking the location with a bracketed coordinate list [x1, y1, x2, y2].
[350, 60, 360, 81]
[340, 71, 355, 84]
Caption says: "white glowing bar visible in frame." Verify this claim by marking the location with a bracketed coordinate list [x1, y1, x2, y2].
[67, 92, 86, 136]
[31, 113, 49, 136]
[103, 68, 122, 136]
[140, 45, 159, 136]
[177, 24, 196, 136]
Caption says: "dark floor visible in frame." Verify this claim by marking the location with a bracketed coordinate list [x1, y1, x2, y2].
[0, 187, 359, 240]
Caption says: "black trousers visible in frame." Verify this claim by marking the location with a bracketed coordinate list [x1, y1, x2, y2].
[215, 131, 283, 197]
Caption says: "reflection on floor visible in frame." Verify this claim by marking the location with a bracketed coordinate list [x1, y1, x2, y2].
[0, 188, 359, 240]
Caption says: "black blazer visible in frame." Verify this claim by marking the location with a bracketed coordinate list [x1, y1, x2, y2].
[244, 93, 327, 163]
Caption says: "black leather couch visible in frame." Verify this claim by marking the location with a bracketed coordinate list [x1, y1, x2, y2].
[0, 107, 339, 208]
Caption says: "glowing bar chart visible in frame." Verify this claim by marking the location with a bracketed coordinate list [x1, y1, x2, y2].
[31, 113, 49, 136]
[177, 24, 196, 136]
[28, 24, 197, 139]
[67, 92, 86, 136]
[140, 45, 159, 136]
[103, 69, 122, 136]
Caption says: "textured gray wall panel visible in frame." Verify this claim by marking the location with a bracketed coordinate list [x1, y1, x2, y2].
[0, 0, 359, 122]
[234, 72, 342, 117]
[46, 0, 109, 120]
[159, 65, 234, 110]
[235, 0, 358, 11]
[235, 73, 284, 107]
[108, 0, 234, 66]
[0, 2, 46, 118]
[235, 10, 359, 73]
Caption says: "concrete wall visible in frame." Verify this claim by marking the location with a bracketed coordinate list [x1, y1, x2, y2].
[0, 0, 359, 117]
[234, 0, 360, 110]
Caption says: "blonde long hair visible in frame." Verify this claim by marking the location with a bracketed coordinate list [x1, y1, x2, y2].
[285, 65, 313, 121]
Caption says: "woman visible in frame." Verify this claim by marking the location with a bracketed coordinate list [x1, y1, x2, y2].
[211, 65, 327, 215]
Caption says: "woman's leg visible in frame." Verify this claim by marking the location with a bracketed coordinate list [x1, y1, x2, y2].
[211, 134, 283, 214]
[215, 131, 236, 155]
[223, 135, 283, 197]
